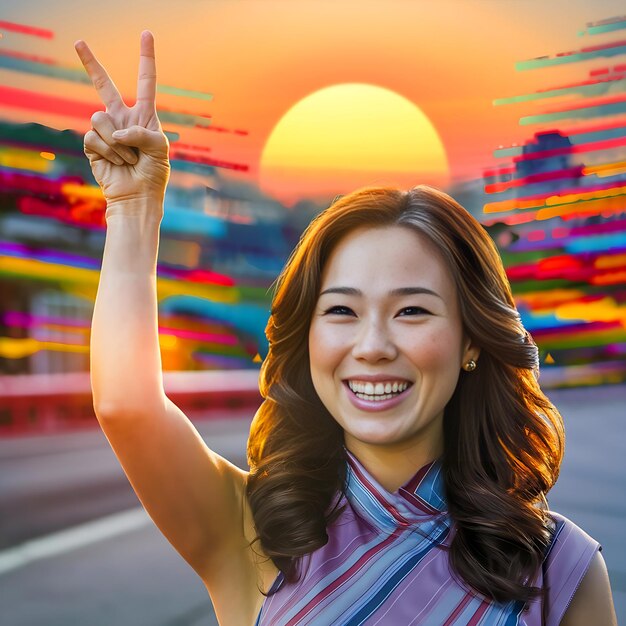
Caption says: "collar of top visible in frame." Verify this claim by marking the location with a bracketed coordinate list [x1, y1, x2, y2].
[345, 448, 448, 533]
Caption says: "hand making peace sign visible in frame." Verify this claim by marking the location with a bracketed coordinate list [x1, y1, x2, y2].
[74, 31, 170, 215]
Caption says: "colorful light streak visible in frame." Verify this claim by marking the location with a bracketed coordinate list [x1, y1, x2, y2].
[488, 132, 626, 173]
[0, 308, 258, 364]
[0, 52, 92, 84]
[516, 40, 626, 70]
[520, 100, 626, 125]
[529, 326, 626, 350]
[0, 337, 88, 359]
[485, 165, 585, 193]
[4, 311, 90, 329]
[0, 48, 57, 65]
[170, 152, 249, 172]
[0, 20, 53, 39]
[159, 295, 270, 359]
[494, 118, 626, 158]
[0, 119, 88, 157]
[493, 72, 626, 106]
[483, 196, 626, 225]
[0, 240, 236, 288]
[0, 146, 54, 173]
[0, 254, 239, 303]
[157, 84, 214, 101]
[584, 160, 626, 177]
[505, 255, 626, 283]
[193, 352, 253, 368]
[0, 333, 241, 359]
[2, 311, 239, 348]
[484, 183, 626, 213]
[0, 84, 213, 130]
[582, 16, 626, 36]
[535, 93, 626, 117]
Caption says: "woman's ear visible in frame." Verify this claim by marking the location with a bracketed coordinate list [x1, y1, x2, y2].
[462, 337, 481, 364]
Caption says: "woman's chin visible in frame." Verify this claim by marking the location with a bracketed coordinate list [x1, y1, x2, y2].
[343, 426, 405, 448]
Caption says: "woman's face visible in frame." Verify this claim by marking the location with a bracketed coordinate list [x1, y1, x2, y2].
[308, 225, 479, 460]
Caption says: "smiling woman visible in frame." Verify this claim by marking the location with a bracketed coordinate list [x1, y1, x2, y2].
[247, 185, 616, 625]
[258, 83, 450, 205]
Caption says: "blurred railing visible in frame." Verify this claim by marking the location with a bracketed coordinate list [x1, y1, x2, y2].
[0, 370, 262, 436]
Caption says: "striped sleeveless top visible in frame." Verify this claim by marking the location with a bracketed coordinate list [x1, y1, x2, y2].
[254, 450, 601, 626]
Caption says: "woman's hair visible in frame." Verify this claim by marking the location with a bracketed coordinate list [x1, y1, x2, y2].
[246, 184, 564, 603]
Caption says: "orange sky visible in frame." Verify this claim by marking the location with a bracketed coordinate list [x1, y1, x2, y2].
[1, 0, 625, 205]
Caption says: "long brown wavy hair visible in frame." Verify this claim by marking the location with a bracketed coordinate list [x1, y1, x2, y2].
[246, 185, 565, 604]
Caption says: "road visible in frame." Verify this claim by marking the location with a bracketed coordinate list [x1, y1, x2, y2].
[0, 385, 624, 625]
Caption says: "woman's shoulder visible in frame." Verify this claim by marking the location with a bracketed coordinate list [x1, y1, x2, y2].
[545, 510, 601, 559]
[542, 510, 602, 626]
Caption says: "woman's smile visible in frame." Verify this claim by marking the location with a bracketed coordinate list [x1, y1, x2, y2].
[342, 378, 414, 411]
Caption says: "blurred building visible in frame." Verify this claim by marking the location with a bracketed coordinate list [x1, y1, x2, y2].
[481, 16, 626, 387]
[0, 121, 307, 380]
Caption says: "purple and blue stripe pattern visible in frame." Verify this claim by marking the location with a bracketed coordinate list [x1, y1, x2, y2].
[255, 450, 600, 625]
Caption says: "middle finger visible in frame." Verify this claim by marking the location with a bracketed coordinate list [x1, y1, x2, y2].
[136, 31, 157, 110]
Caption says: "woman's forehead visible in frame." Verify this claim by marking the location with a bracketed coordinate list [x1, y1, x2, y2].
[322, 226, 451, 282]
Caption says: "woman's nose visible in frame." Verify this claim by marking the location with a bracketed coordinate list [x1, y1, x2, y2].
[351, 319, 398, 362]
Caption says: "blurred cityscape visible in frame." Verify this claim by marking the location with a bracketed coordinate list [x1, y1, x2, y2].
[1, 16, 626, 435]
[0, 11, 625, 626]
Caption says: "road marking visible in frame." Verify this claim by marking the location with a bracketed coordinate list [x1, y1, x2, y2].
[0, 507, 150, 576]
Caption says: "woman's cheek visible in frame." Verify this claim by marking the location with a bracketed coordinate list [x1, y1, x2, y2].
[309, 323, 341, 369]
[315, 324, 350, 353]
[403, 327, 458, 368]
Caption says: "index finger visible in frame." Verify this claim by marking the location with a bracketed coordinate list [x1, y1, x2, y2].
[74, 39, 124, 110]
[136, 30, 157, 108]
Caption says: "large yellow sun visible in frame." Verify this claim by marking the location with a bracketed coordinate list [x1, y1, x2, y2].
[259, 83, 450, 206]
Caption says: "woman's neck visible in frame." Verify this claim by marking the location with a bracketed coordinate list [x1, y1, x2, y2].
[344, 435, 443, 492]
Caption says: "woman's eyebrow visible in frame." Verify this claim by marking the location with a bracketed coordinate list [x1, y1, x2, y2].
[319, 286, 443, 300]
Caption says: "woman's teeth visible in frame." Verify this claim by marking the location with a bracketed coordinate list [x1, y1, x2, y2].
[347, 380, 410, 401]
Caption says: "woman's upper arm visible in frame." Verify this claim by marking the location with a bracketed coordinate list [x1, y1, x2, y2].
[96, 396, 250, 579]
[559, 550, 617, 626]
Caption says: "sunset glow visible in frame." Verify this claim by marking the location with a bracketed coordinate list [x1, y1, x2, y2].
[259, 83, 450, 205]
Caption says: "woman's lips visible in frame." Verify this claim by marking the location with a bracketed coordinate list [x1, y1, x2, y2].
[342, 380, 413, 412]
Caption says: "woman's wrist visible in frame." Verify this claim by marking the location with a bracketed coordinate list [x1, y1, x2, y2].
[105, 195, 165, 221]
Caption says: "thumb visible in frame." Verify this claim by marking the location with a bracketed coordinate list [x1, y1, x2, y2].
[112, 126, 167, 154]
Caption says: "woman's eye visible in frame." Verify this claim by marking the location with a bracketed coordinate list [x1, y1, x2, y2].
[322, 306, 428, 316]
[323, 305, 354, 315]
[398, 306, 429, 316]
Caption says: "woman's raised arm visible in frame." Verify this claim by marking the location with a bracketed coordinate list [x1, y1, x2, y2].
[75, 33, 265, 616]
[75, 30, 170, 413]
